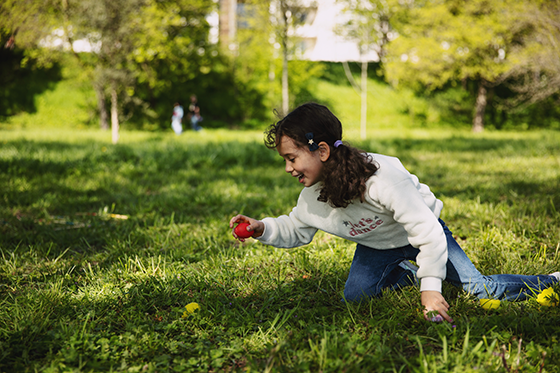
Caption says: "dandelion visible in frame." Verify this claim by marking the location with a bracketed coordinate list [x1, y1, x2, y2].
[480, 299, 501, 310]
[182, 302, 200, 318]
[536, 288, 559, 307]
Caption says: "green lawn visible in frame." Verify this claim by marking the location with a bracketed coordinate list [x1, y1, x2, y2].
[1, 127, 559, 372]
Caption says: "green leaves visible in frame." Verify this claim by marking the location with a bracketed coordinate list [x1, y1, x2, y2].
[385, 0, 518, 90]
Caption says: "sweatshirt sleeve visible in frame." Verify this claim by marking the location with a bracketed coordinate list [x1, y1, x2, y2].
[257, 205, 319, 248]
[371, 171, 448, 293]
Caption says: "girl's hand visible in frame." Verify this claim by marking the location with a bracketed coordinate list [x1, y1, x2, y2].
[229, 214, 264, 241]
[421, 291, 453, 323]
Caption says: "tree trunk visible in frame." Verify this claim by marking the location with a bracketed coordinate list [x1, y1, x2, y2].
[472, 80, 487, 132]
[95, 83, 109, 130]
[281, 1, 289, 116]
[282, 46, 289, 116]
[360, 60, 367, 140]
[111, 84, 119, 144]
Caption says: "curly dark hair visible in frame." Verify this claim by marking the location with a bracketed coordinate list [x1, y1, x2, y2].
[264, 103, 379, 208]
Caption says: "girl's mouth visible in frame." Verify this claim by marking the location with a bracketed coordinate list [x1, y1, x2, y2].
[297, 174, 304, 183]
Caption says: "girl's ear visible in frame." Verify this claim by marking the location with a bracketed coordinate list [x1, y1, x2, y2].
[317, 141, 331, 162]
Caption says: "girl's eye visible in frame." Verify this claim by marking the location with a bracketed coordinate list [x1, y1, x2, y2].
[289, 158, 295, 162]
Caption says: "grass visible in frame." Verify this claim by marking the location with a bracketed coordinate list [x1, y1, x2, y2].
[307, 78, 422, 132]
[305, 75, 472, 136]
[1, 126, 560, 372]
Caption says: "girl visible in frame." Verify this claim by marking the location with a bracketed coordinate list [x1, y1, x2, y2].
[229, 103, 559, 323]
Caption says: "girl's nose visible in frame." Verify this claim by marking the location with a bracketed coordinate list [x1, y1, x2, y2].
[285, 163, 293, 173]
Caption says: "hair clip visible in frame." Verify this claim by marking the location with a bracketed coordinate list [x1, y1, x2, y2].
[305, 133, 319, 151]
[334, 140, 343, 148]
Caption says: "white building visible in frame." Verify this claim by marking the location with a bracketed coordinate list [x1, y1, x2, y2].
[218, 0, 379, 62]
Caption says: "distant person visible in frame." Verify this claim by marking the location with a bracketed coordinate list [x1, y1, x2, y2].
[171, 102, 184, 135]
[188, 95, 203, 131]
[230, 102, 560, 324]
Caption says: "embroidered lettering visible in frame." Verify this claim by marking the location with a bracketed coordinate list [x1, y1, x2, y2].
[345, 217, 383, 237]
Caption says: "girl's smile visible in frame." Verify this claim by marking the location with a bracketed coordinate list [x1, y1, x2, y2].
[276, 136, 328, 187]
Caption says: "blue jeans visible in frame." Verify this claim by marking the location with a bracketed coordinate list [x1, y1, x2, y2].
[191, 115, 203, 131]
[344, 219, 558, 302]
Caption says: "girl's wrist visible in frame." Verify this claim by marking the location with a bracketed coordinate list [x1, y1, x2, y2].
[252, 222, 264, 238]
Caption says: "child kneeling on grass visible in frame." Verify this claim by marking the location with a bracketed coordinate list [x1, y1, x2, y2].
[229, 103, 560, 323]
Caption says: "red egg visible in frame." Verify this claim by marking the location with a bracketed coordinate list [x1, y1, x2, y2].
[234, 222, 254, 238]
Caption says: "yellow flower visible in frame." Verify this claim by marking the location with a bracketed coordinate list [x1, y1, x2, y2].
[185, 302, 200, 315]
[480, 299, 501, 310]
[536, 288, 559, 307]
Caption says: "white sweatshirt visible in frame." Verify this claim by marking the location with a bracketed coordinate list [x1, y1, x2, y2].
[257, 153, 448, 293]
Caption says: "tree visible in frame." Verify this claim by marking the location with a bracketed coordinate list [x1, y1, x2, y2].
[270, 0, 318, 115]
[63, 0, 216, 140]
[0, 0, 64, 68]
[0, 1, 67, 119]
[128, 0, 216, 119]
[504, 0, 560, 107]
[336, 0, 403, 138]
[384, 0, 524, 132]
[241, 0, 317, 115]
[70, 0, 147, 142]
[234, 0, 324, 117]
[2, 0, 216, 136]
[229, 0, 278, 120]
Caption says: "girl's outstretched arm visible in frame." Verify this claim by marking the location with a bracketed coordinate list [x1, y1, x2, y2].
[422, 291, 453, 323]
[229, 214, 265, 241]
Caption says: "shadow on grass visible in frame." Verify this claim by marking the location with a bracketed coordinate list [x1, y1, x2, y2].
[2, 133, 559, 255]
[355, 136, 560, 212]
[2, 263, 559, 372]
[355, 135, 560, 153]
[0, 138, 287, 253]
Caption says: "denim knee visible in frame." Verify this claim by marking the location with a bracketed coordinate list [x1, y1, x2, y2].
[344, 288, 365, 302]
[343, 285, 380, 302]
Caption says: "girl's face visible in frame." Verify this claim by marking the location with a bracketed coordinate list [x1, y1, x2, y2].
[276, 135, 327, 187]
